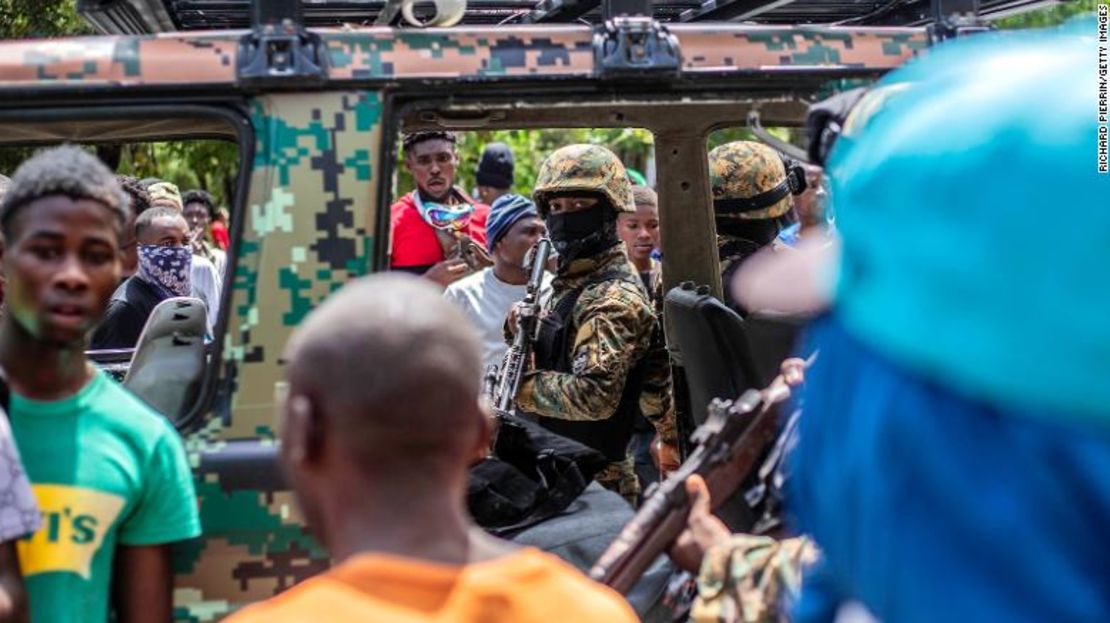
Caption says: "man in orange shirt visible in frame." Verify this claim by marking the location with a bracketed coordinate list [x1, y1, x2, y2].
[226, 273, 638, 623]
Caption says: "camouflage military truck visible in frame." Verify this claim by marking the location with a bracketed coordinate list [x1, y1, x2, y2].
[0, 0, 1029, 619]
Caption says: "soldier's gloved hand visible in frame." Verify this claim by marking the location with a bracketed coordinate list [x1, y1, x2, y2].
[425, 259, 469, 288]
[668, 475, 732, 573]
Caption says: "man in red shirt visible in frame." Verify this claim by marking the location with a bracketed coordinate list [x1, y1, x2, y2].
[390, 131, 490, 287]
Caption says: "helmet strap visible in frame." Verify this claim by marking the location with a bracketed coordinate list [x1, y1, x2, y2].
[713, 155, 808, 216]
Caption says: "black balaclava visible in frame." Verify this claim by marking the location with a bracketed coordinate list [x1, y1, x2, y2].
[716, 212, 795, 267]
[715, 216, 783, 247]
[545, 195, 621, 273]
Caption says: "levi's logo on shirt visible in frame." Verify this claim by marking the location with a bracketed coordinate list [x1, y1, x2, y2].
[17, 485, 125, 579]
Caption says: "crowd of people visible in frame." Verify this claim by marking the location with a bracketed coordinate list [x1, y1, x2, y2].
[0, 17, 1103, 623]
[0, 151, 232, 621]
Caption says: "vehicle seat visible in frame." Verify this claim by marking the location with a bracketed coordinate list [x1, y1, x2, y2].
[124, 297, 207, 421]
[663, 283, 775, 532]
[663, 283, 764, 426]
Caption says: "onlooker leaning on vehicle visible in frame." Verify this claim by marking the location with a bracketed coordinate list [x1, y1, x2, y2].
[138, 178, 221, 334]
[91, 207, 194, 349]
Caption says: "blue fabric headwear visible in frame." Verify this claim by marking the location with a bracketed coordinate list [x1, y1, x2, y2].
[485, 194, 538, 251]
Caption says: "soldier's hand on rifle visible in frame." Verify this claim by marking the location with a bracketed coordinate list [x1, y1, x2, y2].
[425, 258, 469, 287]
[668, 475, 732, 573]
[505, 301, 538, 338]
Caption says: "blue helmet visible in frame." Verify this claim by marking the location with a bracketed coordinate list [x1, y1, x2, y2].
[827, 17, 1110, 420]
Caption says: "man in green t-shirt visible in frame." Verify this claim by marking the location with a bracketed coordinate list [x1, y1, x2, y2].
[0, 146, 202, 623]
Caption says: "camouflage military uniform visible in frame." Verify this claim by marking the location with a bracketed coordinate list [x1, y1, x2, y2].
[709, 141, 799, 313]
[692, 535, 818, 623]
[518, 144, 677, 505]
[516, 244, 676, 501]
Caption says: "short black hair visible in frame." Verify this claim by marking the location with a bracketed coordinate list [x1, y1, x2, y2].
[0, 145, 129, 243]
[182, 189, 217, 219]
[117, 175, 151, 219]
[135, 206, 186, 239]
[402, 131, 457, 153]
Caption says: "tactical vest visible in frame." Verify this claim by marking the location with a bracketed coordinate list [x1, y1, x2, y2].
[533, 269, 649, 462]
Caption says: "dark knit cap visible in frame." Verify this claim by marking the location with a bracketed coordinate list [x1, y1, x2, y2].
[486, 194, 537, 251]
[476, 143, 514, 190]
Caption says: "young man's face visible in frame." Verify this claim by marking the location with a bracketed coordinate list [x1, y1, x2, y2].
[138, 215, 189, 248]
[405, 139, 457, 202]
[3, 196, 121, 346]
[494, 216, 547, 269]
[182, 201, 210, 234]
[618, 202, 660, 266]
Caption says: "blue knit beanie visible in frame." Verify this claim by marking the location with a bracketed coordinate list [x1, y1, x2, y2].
[486, 194, 537, 251]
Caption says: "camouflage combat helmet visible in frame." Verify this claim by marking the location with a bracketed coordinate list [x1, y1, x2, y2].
[533, 144, 635, 215]
[709, 141, 796, 220]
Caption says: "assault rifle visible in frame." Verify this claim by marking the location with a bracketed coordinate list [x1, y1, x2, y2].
[589, 374, 796, 593]
[487, 238, 552, 415]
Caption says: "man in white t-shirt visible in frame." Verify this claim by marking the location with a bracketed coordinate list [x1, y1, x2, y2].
[444, 194, 551, 371]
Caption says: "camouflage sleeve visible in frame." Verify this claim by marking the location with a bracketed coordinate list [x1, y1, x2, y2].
[631, 265, 677, 443]
[639, 308, 677, 445]
[691, 535, 819, 623]
[517, 280, 653, 422]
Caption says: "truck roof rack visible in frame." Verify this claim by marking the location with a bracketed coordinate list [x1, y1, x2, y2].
[77, 0, 1064, 34]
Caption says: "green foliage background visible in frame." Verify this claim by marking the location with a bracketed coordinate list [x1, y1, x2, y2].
[392, 126, 797, 198]
[393, 129, 656, 198]
[0, 142, 240, 208]
[0, 0, 92, 39]
[995, 0, 1097, 28]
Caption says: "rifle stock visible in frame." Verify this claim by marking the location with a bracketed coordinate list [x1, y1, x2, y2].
[589, 383, 788, 594]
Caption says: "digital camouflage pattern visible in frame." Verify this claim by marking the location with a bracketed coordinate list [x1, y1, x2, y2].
[692, 535, 819, 623]
[171, 90, 381, 622]
[0, 27, 927, 90]
[516, 244, 676, 501]
[533, 144, 636, 214]
[0, 35, 238, 87]
[709, 141, 792, 220]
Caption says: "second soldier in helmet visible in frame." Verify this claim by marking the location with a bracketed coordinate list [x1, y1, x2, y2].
[511, 144, 679, 505]
[710, 140, 806, 314]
